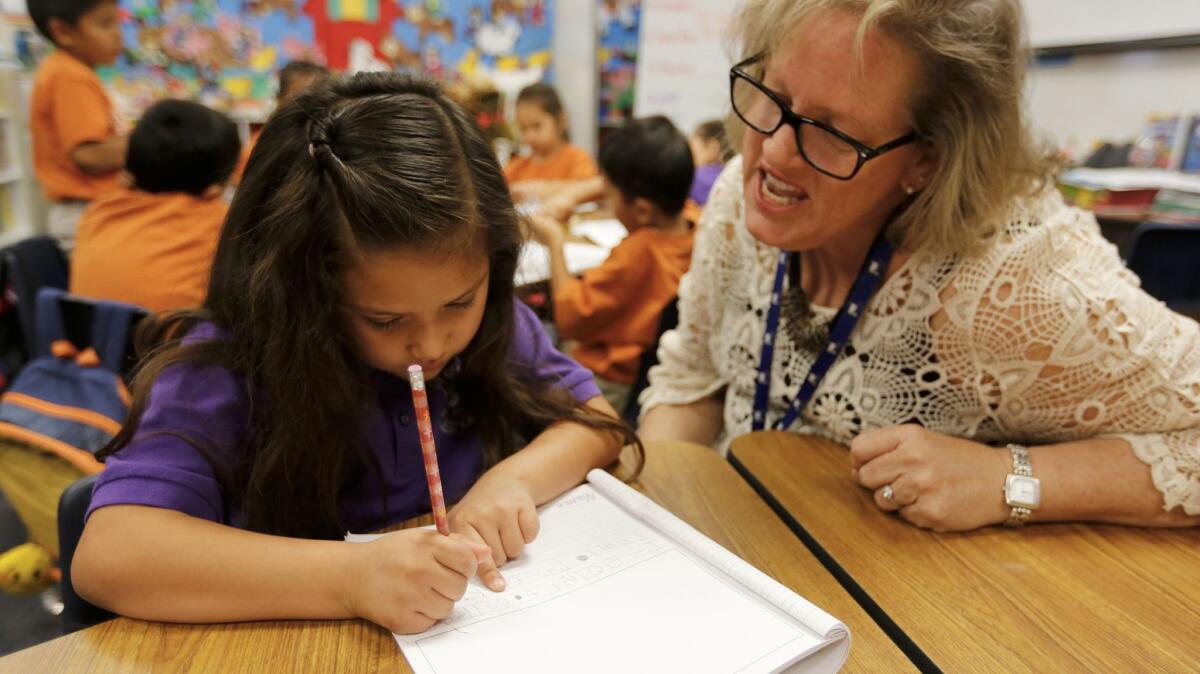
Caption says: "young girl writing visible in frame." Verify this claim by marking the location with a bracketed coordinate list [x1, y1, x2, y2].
[503, 83, 598, 205]
[72, 73, 639, 636]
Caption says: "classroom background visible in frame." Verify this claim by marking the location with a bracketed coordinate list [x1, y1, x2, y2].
[2, 0, 1200, 657]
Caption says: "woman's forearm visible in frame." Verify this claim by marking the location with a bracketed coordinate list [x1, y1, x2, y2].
[1028, 437, 1200, 526]
[638, 394, 725, 447]
[74, 505, 356, 623]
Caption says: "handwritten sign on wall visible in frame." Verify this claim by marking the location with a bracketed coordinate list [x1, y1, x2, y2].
[633, 0, 737, 135]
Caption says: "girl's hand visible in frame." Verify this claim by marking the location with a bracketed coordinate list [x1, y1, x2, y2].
[346, 529, 491, 635]
[449, 474, 541, 590]
[850, 424, 1012, 532]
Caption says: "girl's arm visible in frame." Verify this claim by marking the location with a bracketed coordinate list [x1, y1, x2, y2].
[74, 505, 490, 634]
[485, 396, 623, 504]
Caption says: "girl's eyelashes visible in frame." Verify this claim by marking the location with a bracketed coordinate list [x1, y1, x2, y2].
[362, 297, 475, 330]
[366, 316, 402, 331]
[446, 296, 477, 311]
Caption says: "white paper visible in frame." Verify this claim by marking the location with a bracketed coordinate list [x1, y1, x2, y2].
[358, 479, 848, 674]
[571, 218, 629, 250]
[514, 241, 610, 286]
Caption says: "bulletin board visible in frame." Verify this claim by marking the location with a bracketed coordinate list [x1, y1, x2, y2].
[104, 0, 554, 118]
[597, 0, 638, 127]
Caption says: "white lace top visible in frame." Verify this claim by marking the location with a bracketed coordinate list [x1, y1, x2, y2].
[642, 157, 1200, 516]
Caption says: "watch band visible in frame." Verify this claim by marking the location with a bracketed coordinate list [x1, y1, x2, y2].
[1008, 443, 1032, 477]
[1005, 443, 1033, 527]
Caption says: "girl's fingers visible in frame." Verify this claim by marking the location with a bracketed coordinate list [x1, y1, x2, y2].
[475, 555, 507, 593]
[518, 504, 540, 544]
[498, 518, 526, 560]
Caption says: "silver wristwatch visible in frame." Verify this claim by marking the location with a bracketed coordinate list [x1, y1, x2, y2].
[1003, 443, 1040, 527]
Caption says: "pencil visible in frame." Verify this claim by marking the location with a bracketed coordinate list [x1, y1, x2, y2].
[408, 364, 450, 535]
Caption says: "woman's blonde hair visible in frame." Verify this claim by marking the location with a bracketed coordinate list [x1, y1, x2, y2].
[733, 0, 1060, 256]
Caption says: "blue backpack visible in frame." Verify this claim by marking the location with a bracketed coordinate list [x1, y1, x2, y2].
[0, 288, 144, 474]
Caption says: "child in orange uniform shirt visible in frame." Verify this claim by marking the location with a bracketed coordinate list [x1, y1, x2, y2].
[504, 83, 598, 206]
[28, 0, 128, 251]
[530, 116, 695, 412]
[70, 100, 241, 311]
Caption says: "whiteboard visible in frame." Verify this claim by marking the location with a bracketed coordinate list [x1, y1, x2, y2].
[633, 0, 740, 135]
[1025, 0, 1200, 48]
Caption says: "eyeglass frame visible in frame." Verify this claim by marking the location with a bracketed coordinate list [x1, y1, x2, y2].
[729, 55, 920, 180]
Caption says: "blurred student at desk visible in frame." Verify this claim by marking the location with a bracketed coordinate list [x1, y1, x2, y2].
[530, 116, 694, 412]
[504, 83, 599, 207]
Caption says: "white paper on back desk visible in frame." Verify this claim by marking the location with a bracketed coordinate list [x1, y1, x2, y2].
[348, 469, 850, 673]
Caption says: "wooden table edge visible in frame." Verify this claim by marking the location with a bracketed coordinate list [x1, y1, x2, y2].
[728, 448, 940, 673]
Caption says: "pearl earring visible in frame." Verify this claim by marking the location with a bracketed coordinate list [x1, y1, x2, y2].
[904, 186, 916, 195]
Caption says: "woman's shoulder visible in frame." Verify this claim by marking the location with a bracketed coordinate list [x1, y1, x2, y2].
[953, 187, 1110, 276]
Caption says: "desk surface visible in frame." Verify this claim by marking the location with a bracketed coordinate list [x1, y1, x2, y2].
[730, 431, 1200, 673]
[0, 441, 912, 673]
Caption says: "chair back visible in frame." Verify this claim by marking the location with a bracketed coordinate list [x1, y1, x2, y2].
[2, 236, 69, 356]
[57, 473, 115, 633]
[1126, 222, 1200, 314]
[623, 296, 680, 426]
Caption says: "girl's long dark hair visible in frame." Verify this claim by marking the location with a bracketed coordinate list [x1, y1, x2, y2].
[99, 73, 642, 539]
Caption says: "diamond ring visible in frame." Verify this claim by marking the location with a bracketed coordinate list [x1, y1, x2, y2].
[881, 484, 895, 502]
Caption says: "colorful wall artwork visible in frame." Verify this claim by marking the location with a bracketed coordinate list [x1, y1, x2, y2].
[597, 0, 637, 128]
[102, 0, 554, 119]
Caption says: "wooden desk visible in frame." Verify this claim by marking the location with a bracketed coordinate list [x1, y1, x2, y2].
[729, 431, 1200, 673]
[0, 441, 912, 673]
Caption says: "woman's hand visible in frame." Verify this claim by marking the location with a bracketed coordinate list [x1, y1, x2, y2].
[449, 474, 541, 589]
[850, 424, 1012, 532]
[346, 529, 491, 635]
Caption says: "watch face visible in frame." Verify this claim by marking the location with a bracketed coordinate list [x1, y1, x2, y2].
[1006, 475, 1041, 509]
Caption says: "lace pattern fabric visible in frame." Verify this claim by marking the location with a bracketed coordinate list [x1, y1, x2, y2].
[642, 157, 1200, 515]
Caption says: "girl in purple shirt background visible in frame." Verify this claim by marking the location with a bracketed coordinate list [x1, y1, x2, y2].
[688, 119, 735, 207]
[72, 73, 640, 636]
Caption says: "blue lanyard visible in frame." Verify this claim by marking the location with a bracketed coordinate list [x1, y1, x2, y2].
[751, 232, 894, 431]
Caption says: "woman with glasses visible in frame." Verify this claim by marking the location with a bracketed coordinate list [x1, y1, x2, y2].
[638, 0, 1200, 531]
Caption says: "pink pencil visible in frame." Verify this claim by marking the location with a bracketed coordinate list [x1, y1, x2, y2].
[408, 364, 450, 535]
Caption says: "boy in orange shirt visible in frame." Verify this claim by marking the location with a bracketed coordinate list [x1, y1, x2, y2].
[530, 116, 694, 412]
[71, 100, 240, 311]
[505, 83, 598, 205]
[28, 0, 127, 251]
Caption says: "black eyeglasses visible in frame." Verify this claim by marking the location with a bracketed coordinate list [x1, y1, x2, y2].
[730, 56, 918, 180]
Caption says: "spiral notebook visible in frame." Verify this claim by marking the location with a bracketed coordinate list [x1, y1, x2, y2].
[348, 469, 850, 674]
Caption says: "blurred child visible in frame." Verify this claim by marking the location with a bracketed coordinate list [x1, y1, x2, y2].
[688, 119, 734, 207]
[72, 73, 639, 635]
[70, 100, 241, 311]
[504, 83, 598, 204]
[530, 116, 694, 412]
[234, 60, 329, 182]
[28, 0, 127, 251]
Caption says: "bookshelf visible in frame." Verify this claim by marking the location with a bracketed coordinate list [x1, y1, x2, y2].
[0, 11, 42, 247]
[0, 62, 38, 247]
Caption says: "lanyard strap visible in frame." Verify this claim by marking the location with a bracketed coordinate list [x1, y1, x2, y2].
[751, 232, 894, 431]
